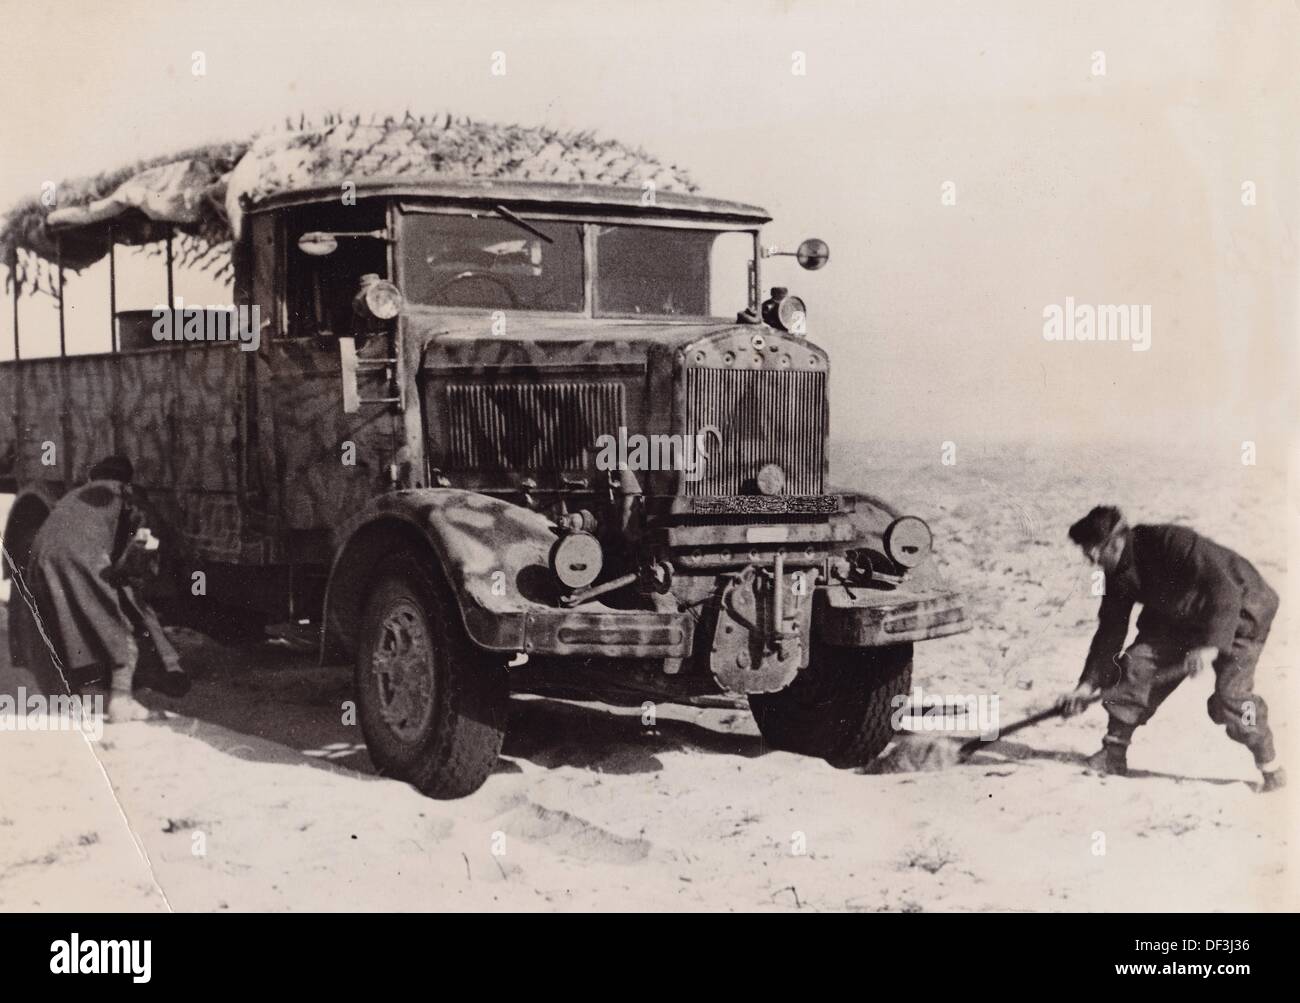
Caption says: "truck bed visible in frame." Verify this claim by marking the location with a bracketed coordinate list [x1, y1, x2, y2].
[0, 343, 257, 563]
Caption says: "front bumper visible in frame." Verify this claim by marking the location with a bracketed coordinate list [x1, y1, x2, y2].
[818, 583, 971, 646]
[473, 583, 970, 660]
[465, 603, 695, 658]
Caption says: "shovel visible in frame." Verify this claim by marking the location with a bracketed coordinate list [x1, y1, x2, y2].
[875, 663, 1191, 773]
[954, 692, 1102, 760]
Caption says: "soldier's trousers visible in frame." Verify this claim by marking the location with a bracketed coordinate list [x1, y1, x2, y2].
[1102, 592, 1278, 766]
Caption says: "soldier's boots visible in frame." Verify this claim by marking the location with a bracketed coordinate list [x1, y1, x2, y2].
[105, 663, 152, 724]
[1084, 736, 1129, 777]
[1260, 766, 1286, 794]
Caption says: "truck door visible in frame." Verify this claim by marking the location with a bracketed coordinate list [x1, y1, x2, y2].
[264, 202, 402, 536]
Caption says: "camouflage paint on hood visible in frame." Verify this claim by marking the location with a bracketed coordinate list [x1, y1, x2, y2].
[409, 313, 748, 371]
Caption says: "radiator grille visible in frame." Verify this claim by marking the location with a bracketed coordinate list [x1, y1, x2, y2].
[445, 382, 624, 471]
[684, 368, 826, 496]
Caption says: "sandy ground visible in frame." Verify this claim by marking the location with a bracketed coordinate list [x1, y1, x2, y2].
[1, 438, 1295, 912]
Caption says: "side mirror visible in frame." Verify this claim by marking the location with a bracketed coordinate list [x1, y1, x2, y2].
[298, 229, 390, 257]
[761, 238, 831, 270]
[796, 238, 830, 271]
[298, 232, 339, 257]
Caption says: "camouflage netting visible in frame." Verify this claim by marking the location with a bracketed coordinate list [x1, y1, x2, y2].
[1, 113, 698, 295]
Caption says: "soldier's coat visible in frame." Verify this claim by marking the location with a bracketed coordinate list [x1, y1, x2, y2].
[26, 479, 165, 674]
[1081, 523, 1276, 688]
[1079, 523, 1278, 761]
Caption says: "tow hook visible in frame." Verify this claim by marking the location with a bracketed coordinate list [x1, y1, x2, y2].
[760, 552, 806, 652]
[711, 559, 817, 694]
[771, 552, 792, 641]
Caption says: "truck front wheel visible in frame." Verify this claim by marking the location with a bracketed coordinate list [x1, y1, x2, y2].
[355, 555, 508, 799]
[749, 642, 912, 768]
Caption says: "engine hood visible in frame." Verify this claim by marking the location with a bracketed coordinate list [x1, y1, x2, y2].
[408, 309, 830, 499]
[406, 310, 759, 372]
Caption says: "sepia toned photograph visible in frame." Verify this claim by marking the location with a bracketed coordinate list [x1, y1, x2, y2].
[0, 0, 1296, 948]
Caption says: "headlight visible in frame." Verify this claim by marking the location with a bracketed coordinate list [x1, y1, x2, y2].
[761, 287, 808, 335]
[884, 516, 932, 569]
[550, 531, 603, 589]
[776, 295, 806, 335]
[352, 274, 404, 322]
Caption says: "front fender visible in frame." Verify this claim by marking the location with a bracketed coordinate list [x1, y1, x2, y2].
[819, 486, 971, 644]
[829, 486, 899, 549]
[324, 489, 694, 661]
[323, 488, 559, 656]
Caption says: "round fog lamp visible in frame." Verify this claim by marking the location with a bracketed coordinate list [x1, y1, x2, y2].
[550, 531, 603, 590]
[756, 463, 786, 496]
[884, 516, 932, 569]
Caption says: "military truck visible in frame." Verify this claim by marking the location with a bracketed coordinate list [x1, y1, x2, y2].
[0, 120, 969, 797]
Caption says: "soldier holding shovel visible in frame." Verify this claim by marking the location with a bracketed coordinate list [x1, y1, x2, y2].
[1057, 505, 1284, 791]
[21, 455, 190, 723]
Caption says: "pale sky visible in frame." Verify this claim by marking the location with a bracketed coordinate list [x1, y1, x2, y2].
[1, 0, 1296, 446]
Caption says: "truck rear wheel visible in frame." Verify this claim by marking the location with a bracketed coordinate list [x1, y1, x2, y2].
[355, 555, 508, 799]
[749, 642, 912, 768]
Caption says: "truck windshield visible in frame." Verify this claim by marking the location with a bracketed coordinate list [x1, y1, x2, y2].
[401, 213, 585, 311]
[400, 212, 753, 317]
[594, 225, 751, 319]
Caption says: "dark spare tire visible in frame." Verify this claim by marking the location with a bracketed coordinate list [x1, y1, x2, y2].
[750, 642, 912, 768]
[355, 554, 508, 799]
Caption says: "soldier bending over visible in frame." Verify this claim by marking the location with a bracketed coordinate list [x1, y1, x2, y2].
[1057, 505, 1284, 791]
[24, 455, 189, 723]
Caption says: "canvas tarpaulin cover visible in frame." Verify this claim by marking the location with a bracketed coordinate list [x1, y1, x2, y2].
[1, 115, 698, 293]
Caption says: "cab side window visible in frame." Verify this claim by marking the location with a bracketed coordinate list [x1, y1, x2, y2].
[286, 202, 389, 338]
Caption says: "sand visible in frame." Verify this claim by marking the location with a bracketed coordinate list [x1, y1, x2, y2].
[1, 438, 1294, 911]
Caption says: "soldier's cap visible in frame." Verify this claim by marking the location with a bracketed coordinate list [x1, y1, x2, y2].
[89, 455, 134, 484]
[1068, 505, 1126, 550]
